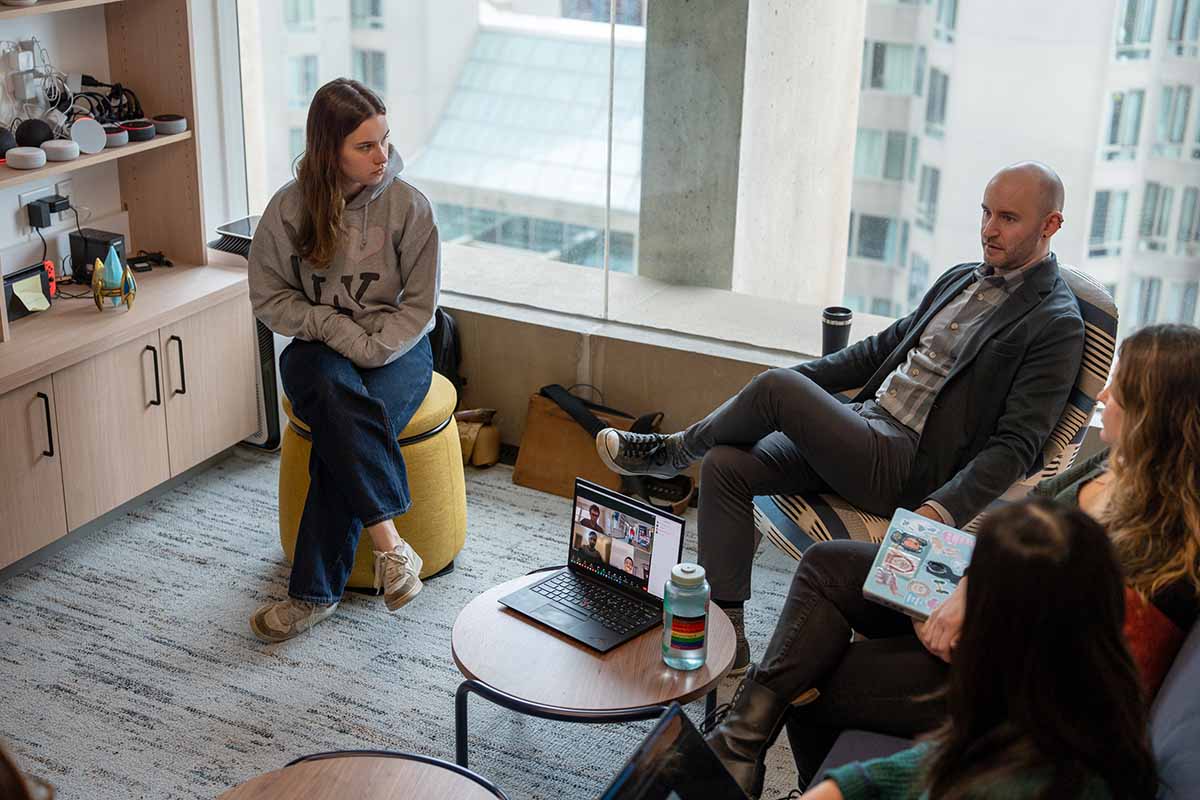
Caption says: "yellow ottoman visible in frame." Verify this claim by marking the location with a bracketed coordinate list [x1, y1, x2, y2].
[278, 372, 467, 589]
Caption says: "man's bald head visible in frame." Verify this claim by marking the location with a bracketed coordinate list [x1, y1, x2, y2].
[989, 161, 1065, 217]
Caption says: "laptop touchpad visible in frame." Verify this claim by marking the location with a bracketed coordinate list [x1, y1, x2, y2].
[536, 602, 588, 629]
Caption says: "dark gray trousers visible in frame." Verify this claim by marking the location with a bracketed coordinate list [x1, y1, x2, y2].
[683, 367, 919, 602]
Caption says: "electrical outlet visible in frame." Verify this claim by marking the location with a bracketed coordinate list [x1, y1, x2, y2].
[54, 179, 73, 223]
[17, 187, 53, 236]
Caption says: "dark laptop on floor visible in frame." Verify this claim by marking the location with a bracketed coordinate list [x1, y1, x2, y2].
[499, 478, 685, 652]
[599, 703, 748, 800]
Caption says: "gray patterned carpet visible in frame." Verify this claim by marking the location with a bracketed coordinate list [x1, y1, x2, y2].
[0, 447, 803, 799]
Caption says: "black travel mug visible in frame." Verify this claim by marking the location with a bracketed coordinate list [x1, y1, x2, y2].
[821, 306, 853, 355]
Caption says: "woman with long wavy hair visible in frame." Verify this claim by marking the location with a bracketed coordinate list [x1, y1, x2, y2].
[246, 78, 440, 641]
[797, 500, 1158, 800]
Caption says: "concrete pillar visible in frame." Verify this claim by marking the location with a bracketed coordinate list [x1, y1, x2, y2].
[732, 0, 867, 307]
[636, 0, 749, 289]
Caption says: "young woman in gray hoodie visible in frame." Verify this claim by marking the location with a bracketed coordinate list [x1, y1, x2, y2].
[247, 78, 440, 642]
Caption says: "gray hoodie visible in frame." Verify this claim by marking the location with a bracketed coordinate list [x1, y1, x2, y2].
[248, 147, 440, 369]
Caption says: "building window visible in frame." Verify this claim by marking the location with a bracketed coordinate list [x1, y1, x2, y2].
[908, 253, 930, 311]
[1167, 0, 1200, 56]
[353, 49, 387, 96]
[854, 129, 910, 181]
[1153, 85, 1193, 158]
[563, 0, 644, 25]
[288, 55, 318, 109]
[849, 213, 908, 265]
[908, 137, 919, 182]
[925, 69, 949, 137]
[288, 127, 304, 165]
[871, 297, 897, 316]
[917, 166, 940, 230]
[1178, 186, 1200, 255]
[1134, 277, 1163, 327]
[1165, 280, 1199, 323]
[1116, 0, 1158, 59]
[1089, 190, 1129, 257]
[935, 0, 958, 42]
[283, 0, 314, 32]
[1103, 89, 1144, 160]
[1139, 182, 1175, 251]
[862, 41, 924, 95]
[351, 0, 384, 29]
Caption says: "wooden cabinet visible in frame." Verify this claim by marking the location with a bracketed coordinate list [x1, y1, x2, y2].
[0, 377, 68, 566]
[160, 295, 258, 476]
[53, 331, 172, 531]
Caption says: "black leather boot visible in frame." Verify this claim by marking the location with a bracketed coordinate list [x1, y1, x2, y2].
[703, 666, 792, 799]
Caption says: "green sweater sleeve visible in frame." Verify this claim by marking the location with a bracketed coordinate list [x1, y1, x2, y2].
[824, 743, 930, 800]
[1028, 448, 1109, 504]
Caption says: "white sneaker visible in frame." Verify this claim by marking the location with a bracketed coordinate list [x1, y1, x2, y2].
[375, 540, 424, 612]
[250, 598, 338, 643]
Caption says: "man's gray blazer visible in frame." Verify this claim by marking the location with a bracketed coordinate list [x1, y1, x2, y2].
[794, 254, 1085, 524]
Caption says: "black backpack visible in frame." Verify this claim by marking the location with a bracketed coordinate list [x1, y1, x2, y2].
[429, 307, 465, 401]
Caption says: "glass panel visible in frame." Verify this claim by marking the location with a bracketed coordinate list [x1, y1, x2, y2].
[884, 131, 907, 180]
[854, 128, 885, 178]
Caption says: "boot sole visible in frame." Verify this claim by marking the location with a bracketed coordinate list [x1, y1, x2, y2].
[384, 578, 423, 612]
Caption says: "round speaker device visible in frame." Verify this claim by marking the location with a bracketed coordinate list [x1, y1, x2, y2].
[104, 124, 129, 148]
[70, 117, 106, 154]
[152, 114, 188, 135]
[120, 119, 156, 142]
[42, 139, 80, 161]
[15, 118, 53, 148]
[7, 146, 47, 170]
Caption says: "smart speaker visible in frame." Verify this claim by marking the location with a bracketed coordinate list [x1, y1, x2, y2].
[42, 139, 80, 161]
[15, 118, 53, 148]
[6, 146, 47, 169]
[70, 117, 106, 154]
[152, 114, 188, 135]
[103, 124, 128, 148]
[120, 119, 156, 142]
[0, 127, 16, 159]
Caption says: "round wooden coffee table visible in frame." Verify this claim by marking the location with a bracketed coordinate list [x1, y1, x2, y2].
[218, 752, 506, 799]
[451, 571, 735, 767]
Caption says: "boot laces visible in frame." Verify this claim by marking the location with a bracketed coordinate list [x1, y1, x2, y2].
[699, 678, 747, 735]
[621, 431, 666, 458]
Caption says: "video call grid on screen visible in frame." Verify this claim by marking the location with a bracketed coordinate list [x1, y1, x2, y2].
[569, 481, 684, 599]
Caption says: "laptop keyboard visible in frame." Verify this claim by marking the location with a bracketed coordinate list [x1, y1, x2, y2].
[531, 572, 659, 635]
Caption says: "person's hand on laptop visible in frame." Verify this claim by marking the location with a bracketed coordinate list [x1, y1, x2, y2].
[914, 576, 967, 663]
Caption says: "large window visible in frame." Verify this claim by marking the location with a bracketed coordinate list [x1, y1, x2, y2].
[1153, 85, 1193, 158]
[925, 69, 949, 137]
[1139, 182, 1175, 252]
[849, 213, 909, 266]
[351, 0, 383, 29]
[935, 0, 957, 43]
[862, 41, 925, 95]
[1090, 190, 1130, 257]
[854, 129, 911, 181]
[1168, 0, 1200, 56]
[1103, 89, 1144, 160]
[1179, 186, 1200, 255]
[353, 49, 387, 96]
[288, 55, 318, 109]
[1165, 280, 1199, 322]
[1116, 0, 1158, 59]
[1134, 276, 1163, 326]
[908, 254, 930, 311]
[917, 165, 940, 230]
[283, 0, 314, 32]
[564, 0, 644, 25]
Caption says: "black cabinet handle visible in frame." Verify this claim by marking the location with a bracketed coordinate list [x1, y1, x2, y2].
[169, 335, 187, 395]
[36, 391, 54, 457]
[145, 345, 162, 406]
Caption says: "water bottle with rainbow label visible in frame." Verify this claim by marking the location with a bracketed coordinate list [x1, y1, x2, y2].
[662, 563, 709, 670]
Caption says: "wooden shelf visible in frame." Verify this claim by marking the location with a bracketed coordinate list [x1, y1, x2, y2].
[0, 0, 122, 21]
[0, 262, 248, 396]
[0, 131, 191, 191]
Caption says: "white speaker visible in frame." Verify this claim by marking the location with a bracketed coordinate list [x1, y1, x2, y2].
[6, 146, 46, 169]
[70, 117, 106, 154]
[41, 139, 80, 161]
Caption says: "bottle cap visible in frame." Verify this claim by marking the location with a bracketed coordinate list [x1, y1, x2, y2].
[671, 563, 706, 587]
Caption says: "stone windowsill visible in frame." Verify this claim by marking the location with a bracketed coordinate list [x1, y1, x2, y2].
[439, 241, 896, 367]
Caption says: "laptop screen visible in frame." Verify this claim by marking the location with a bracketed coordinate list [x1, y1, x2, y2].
[568, 479, 685, 599]
[599, 703, 747, 800]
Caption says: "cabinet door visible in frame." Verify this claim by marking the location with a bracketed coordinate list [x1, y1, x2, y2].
[54, 332, 171, 530]
[0, 376, 68, 568]
[160, 294, 258, 476]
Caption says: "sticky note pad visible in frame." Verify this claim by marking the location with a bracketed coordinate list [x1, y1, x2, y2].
[13, 274, 49, 312]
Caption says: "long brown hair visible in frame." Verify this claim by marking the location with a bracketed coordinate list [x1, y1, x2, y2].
[922, 500, 1157, 800]
[294, 78, 386, 268]
[1105, 324, 1200, 599]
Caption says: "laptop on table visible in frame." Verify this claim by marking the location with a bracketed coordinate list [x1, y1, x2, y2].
[499, 478, 685, 652]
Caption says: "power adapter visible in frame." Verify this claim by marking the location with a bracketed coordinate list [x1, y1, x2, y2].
[28, 195, 71, 228]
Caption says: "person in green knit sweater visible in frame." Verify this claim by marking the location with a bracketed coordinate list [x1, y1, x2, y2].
[797, 499, 1157, 800]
